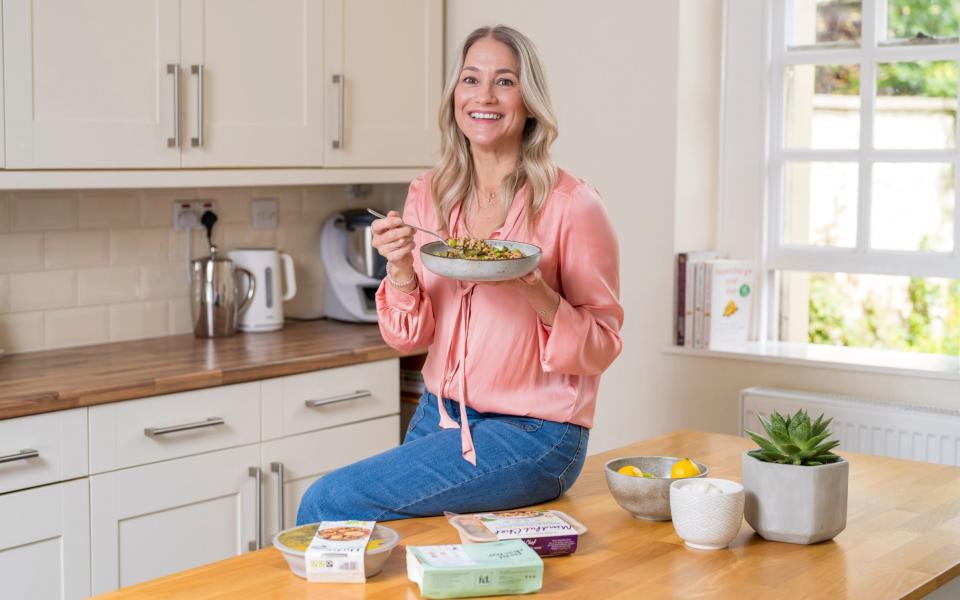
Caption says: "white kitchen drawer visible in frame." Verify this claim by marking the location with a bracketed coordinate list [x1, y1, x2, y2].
[89, 382, 260, 473]
[0, 409, 87, 495]
[261, 359, 399, 440]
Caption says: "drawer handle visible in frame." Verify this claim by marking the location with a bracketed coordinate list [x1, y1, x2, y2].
[304, 390, 371, 408]
[249, 466, 262, 551]
[271, 462, 286, 534]
[144, 417, 225, 437]
[0, 449, 39, 464]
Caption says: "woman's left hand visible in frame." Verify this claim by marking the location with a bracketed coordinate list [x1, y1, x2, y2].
[476, 269, 562, 326]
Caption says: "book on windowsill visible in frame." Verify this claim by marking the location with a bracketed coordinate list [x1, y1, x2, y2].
[674, 250, 718, 347]
[702, 259, 754, 349]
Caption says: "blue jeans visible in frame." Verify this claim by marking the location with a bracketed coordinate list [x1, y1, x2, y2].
[296, 391, 590, 524]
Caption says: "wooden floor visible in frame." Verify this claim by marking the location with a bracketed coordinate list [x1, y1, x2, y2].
[95, 430, 960, 599]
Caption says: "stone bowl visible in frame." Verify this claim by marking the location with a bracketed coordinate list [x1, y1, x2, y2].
[604, 456, 709, 521]
[670, 477, 745, 550]
[420, 240, 541, 282]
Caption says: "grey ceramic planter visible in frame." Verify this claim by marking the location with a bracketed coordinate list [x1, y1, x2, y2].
[742, 451, 848, 544]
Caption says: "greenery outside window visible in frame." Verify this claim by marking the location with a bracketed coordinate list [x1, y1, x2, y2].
[769, 0, 960, 356]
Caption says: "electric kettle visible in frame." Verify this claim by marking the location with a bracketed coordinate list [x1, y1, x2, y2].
[191, 245, 256, 338]
[227, 248, 297, 332]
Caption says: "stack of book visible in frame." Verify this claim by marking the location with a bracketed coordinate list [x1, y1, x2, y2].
[675, 252, 755, 349]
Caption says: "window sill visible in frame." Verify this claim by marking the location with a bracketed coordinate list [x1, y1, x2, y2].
[662, 341, 960, 382]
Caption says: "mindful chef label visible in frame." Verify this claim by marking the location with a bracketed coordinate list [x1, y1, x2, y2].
[478, 511, 579, 556]
[304, 520, 375, 583]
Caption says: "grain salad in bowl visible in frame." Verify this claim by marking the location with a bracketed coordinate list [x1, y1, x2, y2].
[420, 238, 541, 282]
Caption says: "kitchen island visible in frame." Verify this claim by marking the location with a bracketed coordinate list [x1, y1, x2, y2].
[94, 430, 960, 599]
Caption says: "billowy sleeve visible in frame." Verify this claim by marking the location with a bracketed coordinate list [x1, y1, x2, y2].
[375, 175, 436, 353]
[537, 183, 624, 375]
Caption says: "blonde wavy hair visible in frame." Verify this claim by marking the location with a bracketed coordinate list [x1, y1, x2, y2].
[431, 25, 558, 234]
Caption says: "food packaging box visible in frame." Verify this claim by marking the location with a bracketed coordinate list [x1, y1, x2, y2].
[304, 520, 375, 583]
[406, 539, 543, 599]
[446, 509, 587, 557]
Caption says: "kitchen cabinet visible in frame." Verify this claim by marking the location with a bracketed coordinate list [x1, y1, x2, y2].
[2, 0, 180, 168]
[89, 444, 261, 594]
[322, 0, 442, 167]
[2, 0, 440, 170]
[260, 415, 399, 542]
[0, 480, 91, 600]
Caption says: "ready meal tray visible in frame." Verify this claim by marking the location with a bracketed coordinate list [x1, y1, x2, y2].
[447, 509, 587, 557]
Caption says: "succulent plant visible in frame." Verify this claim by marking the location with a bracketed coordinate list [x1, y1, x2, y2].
[745, 409, 841, 466]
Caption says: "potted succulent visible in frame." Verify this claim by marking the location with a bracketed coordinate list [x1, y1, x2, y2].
[742, 409, 848, 544]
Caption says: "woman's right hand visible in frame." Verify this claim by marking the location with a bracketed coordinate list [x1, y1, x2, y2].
[371, 210, 416, 285]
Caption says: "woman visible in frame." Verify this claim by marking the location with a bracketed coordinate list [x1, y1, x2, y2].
[296, 25, 622, 524]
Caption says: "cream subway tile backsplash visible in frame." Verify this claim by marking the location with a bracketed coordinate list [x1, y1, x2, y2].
[0, 233, 44, 272]
[169, 297, 193, 335]
[44, 306, 109, 349]
[10, 271, 77, 312]
[0, 183, 407, 353]
[0, 275, 9, 314]
[109, 301, 169, 342]
[44, 230, 110, 269]
[140, 264, 189, 300]
[78, 267, 140, 306]
[0, 195, 10, 231]
[110, 228, 169, 265]
[0, 312, 44, 353]
[9, 191, 78, 231]
[79, 191, 141, 229]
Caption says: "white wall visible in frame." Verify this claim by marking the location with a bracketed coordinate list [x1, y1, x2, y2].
[446, 1, 959, 456]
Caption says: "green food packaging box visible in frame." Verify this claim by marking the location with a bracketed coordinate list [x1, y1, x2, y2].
[406, 539, 544, 599]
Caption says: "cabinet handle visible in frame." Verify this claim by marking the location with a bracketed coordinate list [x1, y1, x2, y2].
[166, 64, 181, 148]
[332, 74, 345, 149]
[271, 462, 286, 533]
[143, 417, 224, 437]
[249, 466, 262, 551]
[0, 449, 39, 464]
[191, 64, 205, 147]
[304, 390, 371, 408]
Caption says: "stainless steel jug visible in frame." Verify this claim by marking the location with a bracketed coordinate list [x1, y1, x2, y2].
[191, 245, 256, 338]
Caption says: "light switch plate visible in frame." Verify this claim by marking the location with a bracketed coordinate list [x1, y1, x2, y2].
[251, 198, 278, 229]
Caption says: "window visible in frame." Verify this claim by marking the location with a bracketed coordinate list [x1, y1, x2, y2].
[766, 0, 960, 356]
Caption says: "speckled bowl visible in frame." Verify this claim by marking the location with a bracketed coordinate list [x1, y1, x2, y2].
[604, 456, 709, 521]
[420, 240, 541, 282]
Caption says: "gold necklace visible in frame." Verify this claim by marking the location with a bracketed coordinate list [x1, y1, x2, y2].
[476, 187, 497, 209]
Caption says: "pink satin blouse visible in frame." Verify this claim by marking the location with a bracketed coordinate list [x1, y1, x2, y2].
[375, 169, 624, 465]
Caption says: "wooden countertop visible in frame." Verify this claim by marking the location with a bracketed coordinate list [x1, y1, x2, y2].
[0, 320, 403, 421]
[94, 430, 960, 600]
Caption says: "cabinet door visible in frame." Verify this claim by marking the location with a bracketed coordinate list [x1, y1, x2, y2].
[0, 480, 91, 600]
[179, 0, 325, 167]
[323, 0, 442, 167]
[2, 0, 180, 168]
[89, 444, 260, 595]
[260, 415, 399, 539]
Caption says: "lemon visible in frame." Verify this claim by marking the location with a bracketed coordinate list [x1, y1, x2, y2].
[616, 465, 644, 477]
[670, 457, 701, 478]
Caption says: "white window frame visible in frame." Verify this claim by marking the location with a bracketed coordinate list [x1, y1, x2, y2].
[719, 0, 960, 344]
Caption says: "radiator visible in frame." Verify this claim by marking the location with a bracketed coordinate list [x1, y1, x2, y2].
[739, 387, 960, 466]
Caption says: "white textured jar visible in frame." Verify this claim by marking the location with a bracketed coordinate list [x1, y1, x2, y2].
[669, 478, 745, 550]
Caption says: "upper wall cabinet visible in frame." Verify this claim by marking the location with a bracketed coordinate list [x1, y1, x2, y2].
[1, 0, 441, 170]
[323, 0, 442, 168]
[3, 0, 181, 168]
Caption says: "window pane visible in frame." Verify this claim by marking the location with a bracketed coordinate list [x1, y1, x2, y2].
[784, 162, 859, 247]
[779, 270, 960, 356]
[786, 64, 861, 149]
[886, 0, 960, 42]
[875, 61, 958, 149]
[789, 0, 861, 47]
[872, 162, 955, 251]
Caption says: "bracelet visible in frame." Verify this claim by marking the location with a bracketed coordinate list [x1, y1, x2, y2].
[387, 270, 416, 289]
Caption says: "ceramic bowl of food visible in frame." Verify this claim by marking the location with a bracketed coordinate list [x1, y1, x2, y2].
[604, 456, 709, 521]
[420, 239, 541, 282]
[669, 478, 744, 550]
[272, 522, 400, 579]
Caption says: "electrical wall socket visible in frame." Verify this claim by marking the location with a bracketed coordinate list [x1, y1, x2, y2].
[251, 198, 278, 229]
[173, 200, 216, 231]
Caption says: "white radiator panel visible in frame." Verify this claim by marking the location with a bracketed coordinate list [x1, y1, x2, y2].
[739, 387, 960, 466]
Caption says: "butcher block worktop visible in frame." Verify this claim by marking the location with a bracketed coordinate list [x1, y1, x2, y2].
[0, 320, 401, 420]
[95, 430, 960, 600]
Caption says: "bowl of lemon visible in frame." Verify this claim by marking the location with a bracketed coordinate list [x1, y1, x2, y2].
[604, 456, 708, 521]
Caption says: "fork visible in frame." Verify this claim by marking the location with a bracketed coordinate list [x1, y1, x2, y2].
[366, 208, 454, 249]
